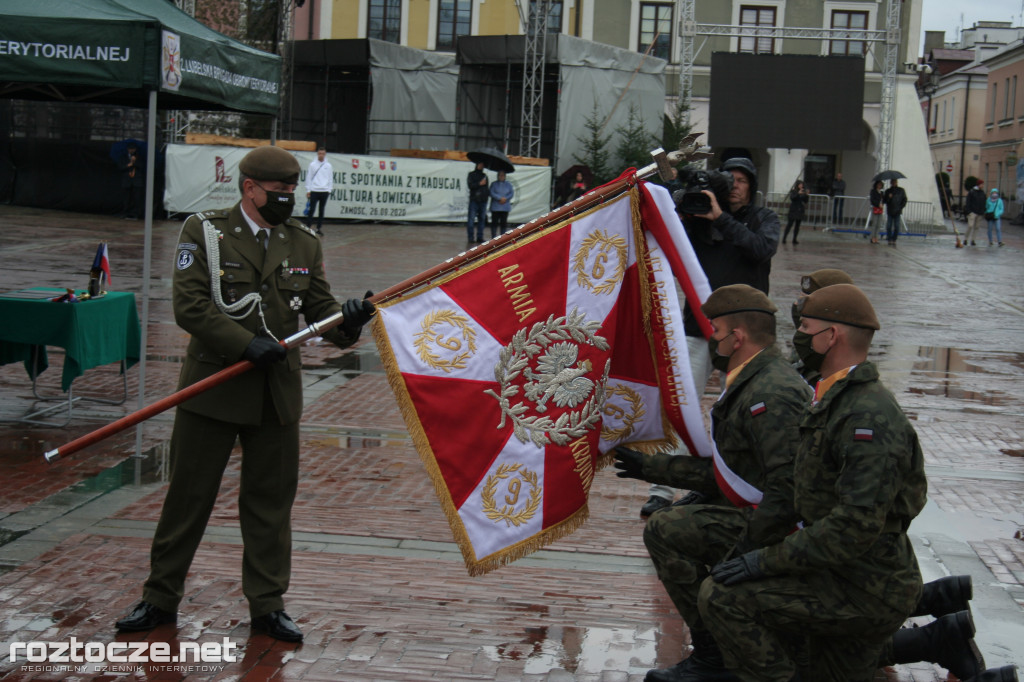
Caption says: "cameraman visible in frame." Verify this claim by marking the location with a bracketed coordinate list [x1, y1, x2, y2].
[639, 156, 780, 517]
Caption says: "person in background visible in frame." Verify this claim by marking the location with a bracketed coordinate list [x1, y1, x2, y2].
[985, 188, 1005, 247]
[782, 181, 808, 245]
[830, 172, 846, 224]
[489, 170, 514, 239]
[305, 147, 332, 236]
[119, 142, 145, 220]
[882, 178, 908, 246]
[869, 180, 885, 244]
[568, 171, 588, 201]
[467, 161, 489, 243]
[964, 179, 987, 247]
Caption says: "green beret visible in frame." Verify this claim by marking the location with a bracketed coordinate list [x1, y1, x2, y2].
[238, 145, 300, 184]
[801, 283, 880, 330]
[701, 284, 777, 319]
[801, 268, 854, 294]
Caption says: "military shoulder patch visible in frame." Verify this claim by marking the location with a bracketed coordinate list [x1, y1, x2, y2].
[177, 242, 198, 251]
[749, 402, 767, 416]
[176, 250, 195, 270]
[853, 428, 874, 441]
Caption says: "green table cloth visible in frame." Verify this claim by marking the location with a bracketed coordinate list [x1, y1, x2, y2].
[0, 288, 141, 392]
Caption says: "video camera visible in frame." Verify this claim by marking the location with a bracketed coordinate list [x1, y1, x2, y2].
[672, 167, 733, 216]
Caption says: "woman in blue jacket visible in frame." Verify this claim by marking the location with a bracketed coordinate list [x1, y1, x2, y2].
[985, 189, 1005, 246]
[489, 171, 514, 239]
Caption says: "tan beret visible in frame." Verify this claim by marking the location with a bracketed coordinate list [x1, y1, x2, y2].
[801, 283, 880, 330]
[801, 268, 854, 294]
[238, 145, 300, 184]
[701, 284, 778, 319]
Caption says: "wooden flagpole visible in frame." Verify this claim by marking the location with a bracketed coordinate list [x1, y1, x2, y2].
[43, 171, 656, 464]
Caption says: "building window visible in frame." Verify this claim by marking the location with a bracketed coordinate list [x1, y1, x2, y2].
[990, 82, 997, 124]
[1013, 76, 1018, 119]
[639, 3, 673, 60]
[437, 0, 471, 50]
[950, 96, 955, 133]
[932, 97, 939, 131]
[830, 10, 868, 56]
[368, 0, 401, 43]
[528, 0, 563, 33]
[739, 5, 776, 54]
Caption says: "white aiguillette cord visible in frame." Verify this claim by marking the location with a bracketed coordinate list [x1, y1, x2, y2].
[200, 215, 278, 342]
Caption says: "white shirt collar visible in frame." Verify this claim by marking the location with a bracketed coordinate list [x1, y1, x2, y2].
[240, 203, 267, 238]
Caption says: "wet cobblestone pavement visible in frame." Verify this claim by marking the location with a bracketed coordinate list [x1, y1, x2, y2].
[0, 204, 1021, 680]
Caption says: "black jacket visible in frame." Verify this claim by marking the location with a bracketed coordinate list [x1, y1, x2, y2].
[683, 200, 780, 337]
[883, 186, 908, 216]
[965, 186, 987, 215]
[467, 169, 489, 203]
[788, 189, 808, 221]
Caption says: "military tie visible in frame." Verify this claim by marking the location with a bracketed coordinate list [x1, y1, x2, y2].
[260, 228, 270, 252]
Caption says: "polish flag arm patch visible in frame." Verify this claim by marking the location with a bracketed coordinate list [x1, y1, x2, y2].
[749, 402, 767, 417]
[853, 428, 874, 441]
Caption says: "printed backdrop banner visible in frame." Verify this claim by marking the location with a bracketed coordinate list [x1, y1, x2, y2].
[372, 184, 710, 574]
[164, 144, 552, 223]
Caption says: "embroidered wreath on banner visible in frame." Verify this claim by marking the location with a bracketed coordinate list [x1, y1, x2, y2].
[601, 384, 646, 443]
[484, 307, 610, 448]
[573, 230, 628, 296]
[481, 463, 542, 527]
[413, 309, 478, 373]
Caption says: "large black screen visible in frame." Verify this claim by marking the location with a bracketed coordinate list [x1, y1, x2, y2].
[708, 53, 865, 150]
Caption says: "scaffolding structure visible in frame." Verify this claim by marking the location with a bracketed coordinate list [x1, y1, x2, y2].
[516, 0, 554, 158]
[676, 0, 901, 173]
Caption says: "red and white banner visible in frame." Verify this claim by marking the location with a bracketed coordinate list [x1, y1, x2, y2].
[372, 182, 711, 574]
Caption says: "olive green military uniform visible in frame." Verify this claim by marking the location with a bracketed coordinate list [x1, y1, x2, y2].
[699, 361, 927, 682]
[643, 346, 810, 639]
[142, 203, 358, 619]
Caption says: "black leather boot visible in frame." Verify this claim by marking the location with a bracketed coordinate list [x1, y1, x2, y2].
[965, 666, 1019, 682]
[911, 574, 973, 618]
[644, 630, 740, 682]
[890, 610, 984, 680]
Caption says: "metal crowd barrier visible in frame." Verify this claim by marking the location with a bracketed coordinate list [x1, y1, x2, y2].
[767, 192, 944, 238]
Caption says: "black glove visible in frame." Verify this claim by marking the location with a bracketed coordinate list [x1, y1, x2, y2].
[341, 290, 375, 336]
[243, 336, 287, 369]
[613, 447, 646, 480]
[711, 551, 766, 586]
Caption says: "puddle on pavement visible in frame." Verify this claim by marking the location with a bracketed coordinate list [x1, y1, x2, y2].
[320, 348, 383, 373]
[66, 441, 170, 493]
[482, 625, 657, 675]
[877, 345, 1024, 415]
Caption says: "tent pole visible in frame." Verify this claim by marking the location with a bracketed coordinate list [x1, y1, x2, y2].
[133, 89, 158, 485]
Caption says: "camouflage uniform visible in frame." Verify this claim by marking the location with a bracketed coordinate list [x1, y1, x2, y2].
[699, 361, 927, 682]
[143, 203, 358, 619]
[643, 346, 810, 638]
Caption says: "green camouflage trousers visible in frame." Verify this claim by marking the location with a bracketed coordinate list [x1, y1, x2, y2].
[644, 504, 747, 635]
[698, 572, 906, 682]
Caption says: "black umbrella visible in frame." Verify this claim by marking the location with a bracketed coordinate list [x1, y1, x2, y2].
[872, 170, 906, 183]
[467, 146, 515, 174]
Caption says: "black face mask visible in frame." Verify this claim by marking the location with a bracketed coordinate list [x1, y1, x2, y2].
[708, 330, 735, 372]
[792, 326, 832, 373]
[254, 183, 295, 225]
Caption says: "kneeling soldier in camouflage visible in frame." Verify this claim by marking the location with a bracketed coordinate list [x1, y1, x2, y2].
[699, 284, 930, 681]
[615, 284, 811, 682]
